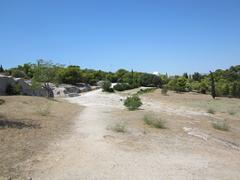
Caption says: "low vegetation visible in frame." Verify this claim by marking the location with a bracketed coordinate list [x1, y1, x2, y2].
[6, 84, 21, 95]
[113, 83, 138, 91]
[161, 86, 168, 95]
[124, 95, 142, 110]
[137, 88, 156, 95]
[0, 96, 81, 178]
[0, 99, 5, 105]
[207, 108, 216, 114]
[111, 123, 127, 133]
[144, 115, 166, 129]
[101, 80, 114, 92]
[228, 110, 236, 115]
[2, 61, 240, 98]
[212, 120, 230, 131]
[37, 106, 51, 116]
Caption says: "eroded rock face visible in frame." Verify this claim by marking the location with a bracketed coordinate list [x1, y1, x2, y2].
[0, 74, 96, 97]
[0, 75, 15, 95]
[52, 83, 93, 97]
[0, 75, 49, 97]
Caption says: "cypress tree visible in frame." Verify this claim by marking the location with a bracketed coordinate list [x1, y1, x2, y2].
[210, 71, 216, 99]
[0, 65, 4, 72]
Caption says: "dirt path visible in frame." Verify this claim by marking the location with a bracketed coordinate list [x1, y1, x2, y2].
[31, 90, 240, 180]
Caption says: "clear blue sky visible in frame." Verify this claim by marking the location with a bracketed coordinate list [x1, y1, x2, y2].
[0, 0, 239, 74]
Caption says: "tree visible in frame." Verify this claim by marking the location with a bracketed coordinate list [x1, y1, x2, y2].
[32, 60, 59, 98]
[116, 69, 129, 82]
[210, 71, 216, 99]
[0, 65, 4, 72]
[57, 66, 82, 85]
[192, 72, 202, 82]
[230, 81, 240, 98]
[183, 73, 188, 79]
[175, 77, 187, 92]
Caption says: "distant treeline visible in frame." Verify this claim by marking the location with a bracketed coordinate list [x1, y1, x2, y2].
[1, 60, 240, 98]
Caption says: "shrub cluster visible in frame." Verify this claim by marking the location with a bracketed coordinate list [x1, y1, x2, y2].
[124, 95, 142, 110]
[212, 121, 229, 131]
[101, 80, 114, 92]
[5, 84, 21, 95]
[5, 60, 240, 98]
[137, 88, 156, 95]
[113, 83, 139, 91]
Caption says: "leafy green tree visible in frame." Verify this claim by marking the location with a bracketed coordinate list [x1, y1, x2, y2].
[175, 77, 187, 92]
[199, 80, 209, 94]
[192, 72, 202, 82]
[57, 66, 82, 85]
[230, 81, 240, 98]
[32, 60, 59, 97]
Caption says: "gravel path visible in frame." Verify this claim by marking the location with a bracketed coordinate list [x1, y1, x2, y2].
[31, 89, 240, 180]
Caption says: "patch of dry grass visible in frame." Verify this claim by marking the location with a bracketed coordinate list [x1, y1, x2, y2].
[212, 120, 230, 131]
[0, 96, 82, 179]
[111, 123, 127, 133]
[144, 115, 166, 129]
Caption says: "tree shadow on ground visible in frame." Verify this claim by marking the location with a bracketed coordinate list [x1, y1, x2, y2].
[0, 120, 41, 129]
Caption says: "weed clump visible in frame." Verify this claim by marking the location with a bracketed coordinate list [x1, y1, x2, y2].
[111, 123, 127, 133]
[37, 104, 51, 116]
[161, 86, 168, 95]
[228, 110, 236, 115]
[207, 108, 215, 114]
[212, 120, 229, 131]
[0, 99, 5, 105]
[144, 115, 166, 129]
[137, 88, 156, 95]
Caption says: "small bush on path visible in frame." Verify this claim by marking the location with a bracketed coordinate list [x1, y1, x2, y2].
[124, 95, 142, 110]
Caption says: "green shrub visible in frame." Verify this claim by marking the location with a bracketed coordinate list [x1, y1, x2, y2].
[207, 108, 215, 114]
[113, 83, 131, 91]
[144, 115, 166, 129]
[137, 88, 156, 95]
[101, 80, 114, 92]
[5, 84, 21, 95]
[10, 69, 26, 78]
[0, 99, 5, 105]
[124, 95, 142, 110]
[212, 121, 229, 131]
